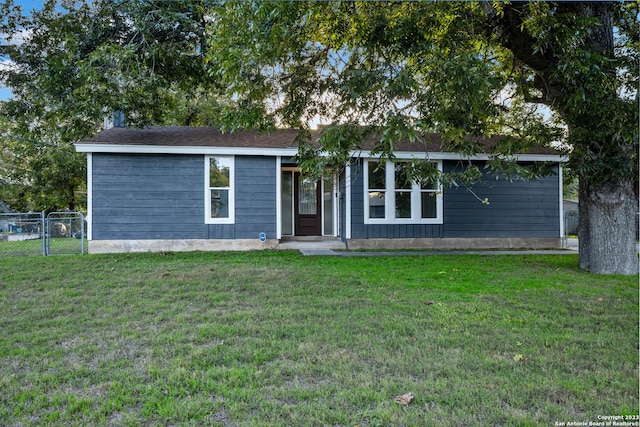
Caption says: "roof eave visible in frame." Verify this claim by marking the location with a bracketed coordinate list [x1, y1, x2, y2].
[74, 143, 565, 162]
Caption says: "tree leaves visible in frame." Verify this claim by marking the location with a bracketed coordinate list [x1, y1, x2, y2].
[0, 0, 223, 210]
[0, 0, 637, 267]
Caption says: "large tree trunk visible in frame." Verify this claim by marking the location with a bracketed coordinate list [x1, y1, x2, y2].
[493, 2, 638, 275]
[578, 178, 638, 275]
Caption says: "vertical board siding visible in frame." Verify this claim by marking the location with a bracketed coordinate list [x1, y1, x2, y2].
[338, 169, 349, 241]
[92, 154, 277, 241]
[349, 158, 560, 239]
[349, 160, 366, 239]
[442, 162, 560, 238]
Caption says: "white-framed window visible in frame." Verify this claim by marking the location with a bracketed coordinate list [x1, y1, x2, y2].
[364, 159, 443, 224]
[205, 155, 234, 224]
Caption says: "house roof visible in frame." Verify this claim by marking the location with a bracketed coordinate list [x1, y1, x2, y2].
[80, 126, 303, 149]
[76, 126, 562, 160]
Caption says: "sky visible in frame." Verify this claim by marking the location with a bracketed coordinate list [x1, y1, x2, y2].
[13, 0, 43, 14]
[0, 0, 45, 101]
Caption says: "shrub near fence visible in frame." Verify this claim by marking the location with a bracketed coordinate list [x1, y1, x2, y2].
[0, 212, 85, 257]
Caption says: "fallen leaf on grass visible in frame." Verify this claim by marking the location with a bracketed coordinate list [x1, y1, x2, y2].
[395, 392, 414, 406]
[513, 354, 525, 362]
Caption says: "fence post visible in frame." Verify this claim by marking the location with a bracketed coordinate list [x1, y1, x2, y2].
[81, 212, 85, 255]
[41, 210, 46, 256]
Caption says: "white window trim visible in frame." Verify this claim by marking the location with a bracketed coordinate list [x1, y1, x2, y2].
[363, 159, 443, 225]
[205, 155, 235, 224]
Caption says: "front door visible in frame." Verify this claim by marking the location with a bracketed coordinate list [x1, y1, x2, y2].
[294, 172, 322, 236]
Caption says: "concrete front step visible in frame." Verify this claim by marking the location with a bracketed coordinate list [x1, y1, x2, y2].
[278, 239, 346, 251]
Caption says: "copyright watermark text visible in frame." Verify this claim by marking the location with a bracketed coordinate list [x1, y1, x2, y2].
[554, 415, 639, 427]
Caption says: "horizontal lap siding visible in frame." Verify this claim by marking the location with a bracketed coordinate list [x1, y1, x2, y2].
[232, 156, 277, 239]
[92, 154, 277, 241]
[92, 154, 207, 240]
[442, 162, 560, 238]
[348, 159, 560, 239]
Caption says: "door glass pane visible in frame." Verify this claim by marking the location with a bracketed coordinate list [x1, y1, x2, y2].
[281, 171, 293, 235]
[323, 177, 333, 235]
[421, 192, 437, 218]
[211, 189, 229, 218]
[368, 191, 385, 218]
[395, 191, 411, 218]
[299, 178, 317, 215]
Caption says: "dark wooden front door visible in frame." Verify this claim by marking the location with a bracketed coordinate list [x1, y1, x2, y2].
[294, 172, 322, 236]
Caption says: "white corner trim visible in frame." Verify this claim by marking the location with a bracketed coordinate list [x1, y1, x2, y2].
[86, 153, 93, 241]
[345, 163, 352, 239]
[276, 156, 282, 239]
[559, 163, 565, 238]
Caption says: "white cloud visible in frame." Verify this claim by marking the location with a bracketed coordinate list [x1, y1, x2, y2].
[0, 28, 31, 101]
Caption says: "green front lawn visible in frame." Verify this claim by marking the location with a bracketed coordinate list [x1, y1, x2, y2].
[0, 251, 637, 426]
[0, 237, 86, 256]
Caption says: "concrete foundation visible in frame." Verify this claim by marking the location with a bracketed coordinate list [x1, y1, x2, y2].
[89, 239, 279, 254]
[89, 237, 562, 254]
[346, 237, 562, 251]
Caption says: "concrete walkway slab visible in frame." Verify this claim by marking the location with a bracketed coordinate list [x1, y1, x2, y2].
[296, 248, 579, 257]
[286, 236, 636, 257]
[333, 249, 576, 257]
[299, 249, 339, 256]
[279, 240, 346, 251]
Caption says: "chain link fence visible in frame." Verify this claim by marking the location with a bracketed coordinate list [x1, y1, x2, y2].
[0, 212, 85, 257]
[0, 212, 46, 256]
[564, 210, 579, 236]
[46, 212, 86, 255]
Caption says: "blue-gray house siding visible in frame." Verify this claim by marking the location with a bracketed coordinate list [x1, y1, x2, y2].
[233, 156, 277, 239]
[442, 162, 560, 238]
[91, 153, 559, 243]
[91, 154, 277, 240]
[349, 159, 559, 239]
